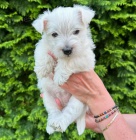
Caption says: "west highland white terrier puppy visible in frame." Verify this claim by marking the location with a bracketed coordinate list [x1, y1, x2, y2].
[32, 5, 96, 135]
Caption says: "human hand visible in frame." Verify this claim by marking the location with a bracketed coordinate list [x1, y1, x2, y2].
[60, 70, 115, 115]
[60, 70, 106, 103]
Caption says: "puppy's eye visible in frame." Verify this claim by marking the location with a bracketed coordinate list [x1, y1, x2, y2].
[52, 32, 58, 37]
[73, 30, 80, 35]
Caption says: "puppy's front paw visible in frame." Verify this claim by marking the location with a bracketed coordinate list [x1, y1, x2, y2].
[54, 73, 68, 85]
[46, 124, 55, 134]
[34, 66, 52, 78]
[48, 116, 68, 132]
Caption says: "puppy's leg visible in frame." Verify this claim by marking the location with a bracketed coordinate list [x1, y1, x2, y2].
[48, 96, 86, 133]
[34, 41, 55, 79]
[54, 60, 72, 85]
[34, 55, 55, 79]
[53, 56, 94, 85]
[38, 77, 61, 134]
[43, 92, 61, 134]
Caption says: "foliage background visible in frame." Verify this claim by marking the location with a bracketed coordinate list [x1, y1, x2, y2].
[0, 0, 136, 139]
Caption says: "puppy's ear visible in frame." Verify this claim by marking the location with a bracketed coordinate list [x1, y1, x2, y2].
[32, 11, 50, 34]
[74, 5, 95, 25]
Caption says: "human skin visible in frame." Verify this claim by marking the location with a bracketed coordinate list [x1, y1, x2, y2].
[60, 70, 136, 140]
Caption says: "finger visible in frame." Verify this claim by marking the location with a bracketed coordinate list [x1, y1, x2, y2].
[40, 93, 44, 98]
[55, 98, 63, 110]
[60, 82, 69, 90]
[48, 51, 57, 61]
[60, 82, 75, 95]
[85, 114, 95, 128]
[87, 109, 93, 115]
[40, 94, 63, 110]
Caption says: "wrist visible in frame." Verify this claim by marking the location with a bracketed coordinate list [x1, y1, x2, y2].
[98, 111, 121, 132]
[87, 92, 116, 116]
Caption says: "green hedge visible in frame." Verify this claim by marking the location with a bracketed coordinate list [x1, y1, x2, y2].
[0, 0, 136, 139]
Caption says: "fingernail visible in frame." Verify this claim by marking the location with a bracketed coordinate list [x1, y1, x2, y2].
[55, 98, 60, 105]
[40, 93, 44, 98]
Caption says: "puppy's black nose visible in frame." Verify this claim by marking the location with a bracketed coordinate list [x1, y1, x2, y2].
[62, 48, 72, 56]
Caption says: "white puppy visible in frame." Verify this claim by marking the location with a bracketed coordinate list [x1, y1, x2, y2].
[32, 5, 96, 135]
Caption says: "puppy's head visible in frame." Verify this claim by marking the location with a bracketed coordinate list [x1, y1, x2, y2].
[32, 5, 95, 59]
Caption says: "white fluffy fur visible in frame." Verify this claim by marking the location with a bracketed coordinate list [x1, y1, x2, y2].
[32, 5, 95, 135]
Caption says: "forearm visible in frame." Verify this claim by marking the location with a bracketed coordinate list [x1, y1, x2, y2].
[123, 114, 136, 133]
[87, 91, 115, 116]
[102, 113, 136, 140]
